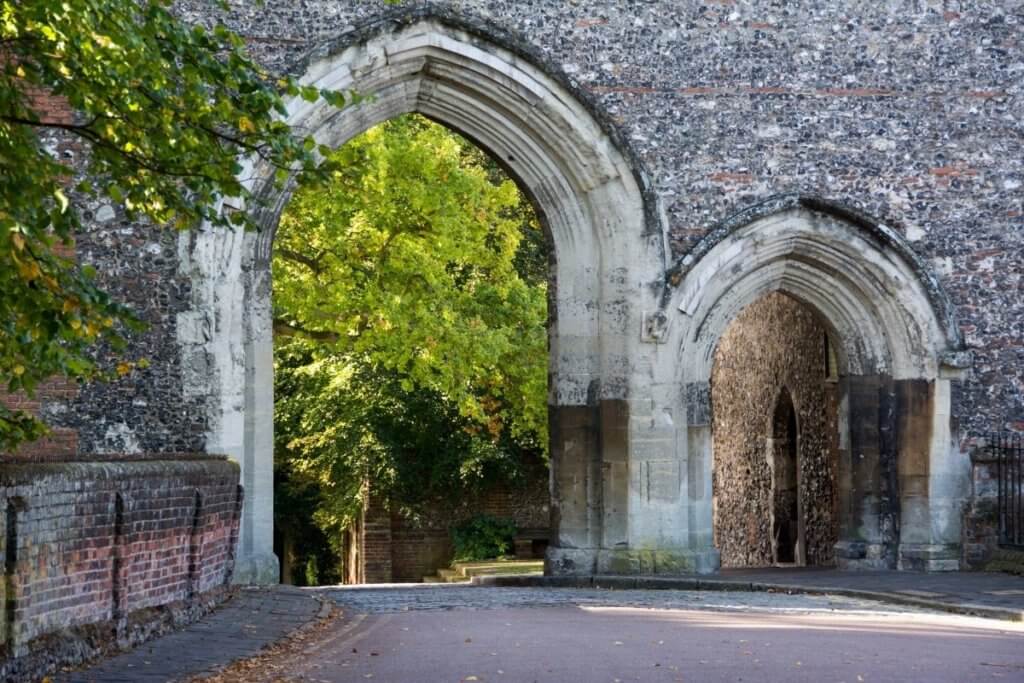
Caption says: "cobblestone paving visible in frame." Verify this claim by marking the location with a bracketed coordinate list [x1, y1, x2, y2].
[323, 584, 929, 616]
[60, 586, 322, 683]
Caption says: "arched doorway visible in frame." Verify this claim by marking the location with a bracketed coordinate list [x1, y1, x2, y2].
[709, 292, 839, 569]
[670, 197, 970, 573]
[181, 15, 667, 582]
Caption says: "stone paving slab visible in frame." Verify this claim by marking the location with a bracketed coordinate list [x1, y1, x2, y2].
[475, 569, 1024, 621]
[58, 586, 323, 683]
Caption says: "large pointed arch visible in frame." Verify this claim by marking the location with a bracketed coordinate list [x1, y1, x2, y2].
[662, 195, 971, 572]
[179, 12, 667, 581]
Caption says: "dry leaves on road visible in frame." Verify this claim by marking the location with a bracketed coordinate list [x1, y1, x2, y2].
[187, 601, 340, 683]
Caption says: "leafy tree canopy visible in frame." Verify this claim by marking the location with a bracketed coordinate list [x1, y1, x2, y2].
[273, 114, 549, 535]
[1, 0, 346, 449]
[274, 115, 548, 445]
[275, 346, 542, 549]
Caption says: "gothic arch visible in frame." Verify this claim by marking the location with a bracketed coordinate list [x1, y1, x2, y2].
[664, 196, 971, 571]
[181, 13, 666, 581]
[671, 195, 962, 383]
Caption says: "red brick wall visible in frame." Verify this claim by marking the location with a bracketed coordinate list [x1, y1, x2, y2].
[0, 379, 80, 460]
[1, 86, 79, 461]
[0, 458, 241, 658]
[20, 84, 74, 126]
[354, 469, 550, 583]
[360, 492, 392, 584]
[962, 449, 1000, 568]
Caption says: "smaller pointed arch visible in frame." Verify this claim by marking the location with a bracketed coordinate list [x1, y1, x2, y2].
[669, 194, 965, 384]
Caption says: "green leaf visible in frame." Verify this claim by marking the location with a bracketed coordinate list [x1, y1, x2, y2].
[0, 0, 347, 450]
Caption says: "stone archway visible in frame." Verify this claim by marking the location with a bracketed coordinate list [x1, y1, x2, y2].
[665, 196, 971, 572]
[178, 15, 668, 582]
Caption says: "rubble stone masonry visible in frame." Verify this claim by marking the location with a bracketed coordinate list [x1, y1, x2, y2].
[711, 293, 839, 568]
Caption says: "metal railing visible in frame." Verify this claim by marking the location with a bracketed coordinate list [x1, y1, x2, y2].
[991, 432, 1024, 549]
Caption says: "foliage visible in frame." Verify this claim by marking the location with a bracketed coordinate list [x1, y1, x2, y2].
[451, 514, 517, 562]
[275, 344, 538, 545]
[273, 453, 341, 587]
[273, 116, 549, 575]
[273, 114, 548, 446]
[0, 0, 347, 450]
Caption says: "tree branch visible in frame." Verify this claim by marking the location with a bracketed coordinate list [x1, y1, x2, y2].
[273, 319, 340, 343]
[277, 247, 325, 274]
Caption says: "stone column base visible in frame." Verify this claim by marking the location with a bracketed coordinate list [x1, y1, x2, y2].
[545, 547, 598, 576]
[233, 551, 281, 585]
[546, 547, 720, 576]
[898, 543, 962, 572]
[834, 541, 893, 570]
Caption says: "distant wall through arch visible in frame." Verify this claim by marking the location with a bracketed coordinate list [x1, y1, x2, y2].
[710, 292, 838, 569]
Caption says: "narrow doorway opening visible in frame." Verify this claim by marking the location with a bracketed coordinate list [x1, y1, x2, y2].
[770, 389, 802, 566]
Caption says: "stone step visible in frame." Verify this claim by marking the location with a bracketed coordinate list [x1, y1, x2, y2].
[437, 568, 466, 583]
[986, 547, 1024, 576]
[421, 559, 545, 584]
[452, 560, 545, 578]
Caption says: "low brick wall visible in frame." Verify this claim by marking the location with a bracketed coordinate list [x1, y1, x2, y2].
[0, 458, 242, 679]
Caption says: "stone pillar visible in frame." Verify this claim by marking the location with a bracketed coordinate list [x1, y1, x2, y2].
[683, 381, 720, 573]
[547, 404, 601, 575]
[834, 375, 894, 569]
[235, 265, 280, 584]
[897, 378, 967, 571]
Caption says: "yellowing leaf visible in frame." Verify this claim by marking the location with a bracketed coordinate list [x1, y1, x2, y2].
[17, 260, 40, 280]
[54, 189, 69, 213]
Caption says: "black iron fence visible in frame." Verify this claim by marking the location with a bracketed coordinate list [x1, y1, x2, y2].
[990, 432, 1024, 548]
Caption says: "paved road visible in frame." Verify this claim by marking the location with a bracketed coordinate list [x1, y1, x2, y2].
[246, 586, 1024, 683]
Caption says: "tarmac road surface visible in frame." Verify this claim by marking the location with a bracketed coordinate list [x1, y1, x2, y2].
[269, 588, 1024, 682]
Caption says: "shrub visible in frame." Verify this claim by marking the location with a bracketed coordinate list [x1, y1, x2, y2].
[451, 514, 517, 561]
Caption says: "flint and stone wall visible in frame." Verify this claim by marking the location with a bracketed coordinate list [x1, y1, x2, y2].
[711, 293, 839, 568]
